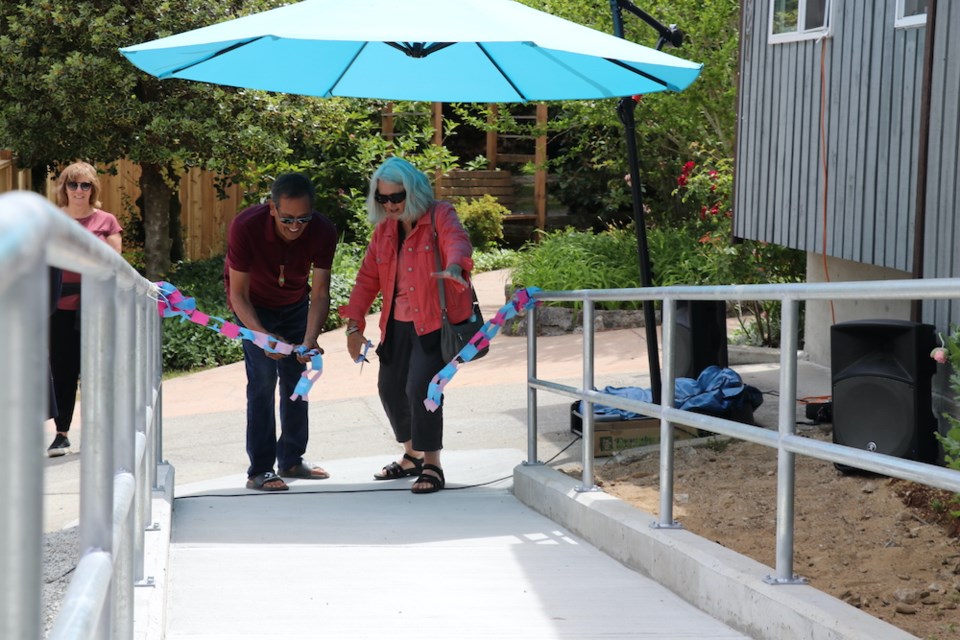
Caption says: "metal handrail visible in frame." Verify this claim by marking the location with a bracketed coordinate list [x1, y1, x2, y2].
[524, 278, 960, 584]
[0, 191, 164, 639]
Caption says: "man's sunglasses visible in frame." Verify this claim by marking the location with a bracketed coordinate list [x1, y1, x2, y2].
[374, 190, 406, 205]
[277, 213, 314, 225]
[66, 181, 93, 192]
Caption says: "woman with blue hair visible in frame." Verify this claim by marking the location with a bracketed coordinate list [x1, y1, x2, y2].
[340, 157, 475, 494]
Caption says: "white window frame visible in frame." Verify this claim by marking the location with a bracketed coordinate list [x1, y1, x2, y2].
[768, 0, 832, 44]
[895, 0, 927, 29]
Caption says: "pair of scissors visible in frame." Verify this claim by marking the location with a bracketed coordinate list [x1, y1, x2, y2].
[356, 340, 373, 373]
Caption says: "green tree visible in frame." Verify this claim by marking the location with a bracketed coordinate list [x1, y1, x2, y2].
[0, 0, 355, 277]
[514, 0, 740, 226]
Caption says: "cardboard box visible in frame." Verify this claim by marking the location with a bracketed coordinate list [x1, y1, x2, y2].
[570, 402, 700, 457]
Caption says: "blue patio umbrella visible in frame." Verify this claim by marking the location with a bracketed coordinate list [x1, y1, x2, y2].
[120, 0, 702, 405]
[119, 0, 701, 103]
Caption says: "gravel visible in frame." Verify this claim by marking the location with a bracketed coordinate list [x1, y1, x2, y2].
[42, 526, 80, 637]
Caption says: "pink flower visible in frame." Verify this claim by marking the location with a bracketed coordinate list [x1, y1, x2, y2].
[708, 170, 718, 178]
[931, 347, 949, 364]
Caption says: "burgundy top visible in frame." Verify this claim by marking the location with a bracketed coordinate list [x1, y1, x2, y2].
[59, 209, 123, 311]
[224, 203, 337, 310]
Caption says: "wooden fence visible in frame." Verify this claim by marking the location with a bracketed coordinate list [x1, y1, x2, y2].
[0, 153, 245, 261]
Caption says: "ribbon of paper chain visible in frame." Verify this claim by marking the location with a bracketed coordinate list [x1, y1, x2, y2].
[154, 281, 322, 401]
[423, 286, 541, 412]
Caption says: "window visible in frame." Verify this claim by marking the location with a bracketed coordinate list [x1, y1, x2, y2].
[769, 0, 830, 43]
[896, 0, 928, 28]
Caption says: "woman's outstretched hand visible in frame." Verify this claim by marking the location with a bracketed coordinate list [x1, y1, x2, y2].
[431, 263, 468, 288]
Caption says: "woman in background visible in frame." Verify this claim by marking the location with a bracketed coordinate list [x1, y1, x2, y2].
[47, 161, 122, 456]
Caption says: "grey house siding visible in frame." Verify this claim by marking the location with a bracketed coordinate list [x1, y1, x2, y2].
[925, 4, 960, 330]
[736, 1, 960, 328]
[735, 1, 929, 270]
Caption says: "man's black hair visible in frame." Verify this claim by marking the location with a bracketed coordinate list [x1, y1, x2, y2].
[270, 173, 316, 205]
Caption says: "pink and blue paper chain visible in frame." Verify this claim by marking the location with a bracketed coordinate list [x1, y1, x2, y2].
[155, 281, 322, 401]
[423, 287, 541, 412]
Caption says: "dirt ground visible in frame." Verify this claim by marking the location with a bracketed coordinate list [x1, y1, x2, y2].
[587, 426, 960, 640]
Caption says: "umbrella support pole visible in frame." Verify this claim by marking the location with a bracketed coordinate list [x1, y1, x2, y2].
[609, 0, 689, 406]
[617, 96, 662, 405]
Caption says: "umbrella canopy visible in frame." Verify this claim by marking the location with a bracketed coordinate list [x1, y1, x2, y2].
[119, 0, 701, 103]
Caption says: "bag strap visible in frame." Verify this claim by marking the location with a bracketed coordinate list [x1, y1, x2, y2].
[430, 206, 450, 317]
[431, 206, 479, 320]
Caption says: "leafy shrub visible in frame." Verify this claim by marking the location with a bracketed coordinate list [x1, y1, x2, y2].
[454, 194, 508, 252]
[509, 227, 643, 310]
[931, 330, 960, 473]
[160, 257, 242, 372]
[327, 241, 380, 329]
[668, 151, 805, 347]
[473, 248, 519, 273]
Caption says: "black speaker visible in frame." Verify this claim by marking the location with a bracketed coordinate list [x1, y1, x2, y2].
[831, 320, 938, 468]
[674, 300, 728, 379]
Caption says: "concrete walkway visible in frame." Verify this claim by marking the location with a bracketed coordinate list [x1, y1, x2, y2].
[45, 270, 914, 639]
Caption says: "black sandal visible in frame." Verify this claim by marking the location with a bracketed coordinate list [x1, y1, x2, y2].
[411, 464, 445, 494]
[373, 453, 424, 480]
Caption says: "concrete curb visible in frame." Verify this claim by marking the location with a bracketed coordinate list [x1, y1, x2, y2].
[512, 463, 916, 640]
[134, 463, 175, 640]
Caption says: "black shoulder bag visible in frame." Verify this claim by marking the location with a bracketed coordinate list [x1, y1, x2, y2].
[431, 208, 488, 363]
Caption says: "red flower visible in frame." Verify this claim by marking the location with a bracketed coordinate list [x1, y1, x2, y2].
[677, 174, 687, 187]
[700, 206, 708, 219]
[683, 161, 696, 173]
[708, 170, 718, 179]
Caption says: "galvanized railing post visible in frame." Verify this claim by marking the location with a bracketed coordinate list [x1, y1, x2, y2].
[655, 299, 681, 529]
[79, 273, 118, 640]
[525, 304, 540, 465]
[0, 254, 46, 640]
[766, 298, 806, 585]
[578, 300, 599, 492]
[154, 320, 165, 478]
[113, 283, 137, 636]
[134, 294, 149, 576]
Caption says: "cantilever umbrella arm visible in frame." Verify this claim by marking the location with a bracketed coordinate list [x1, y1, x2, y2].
[610, 0, 688, 405]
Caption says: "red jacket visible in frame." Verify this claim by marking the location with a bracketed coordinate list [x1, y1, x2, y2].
[340, 201, 475, 343]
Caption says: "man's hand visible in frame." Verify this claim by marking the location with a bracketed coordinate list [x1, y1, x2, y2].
[265, 335, 288, 360]
[295, 338, 323, 363]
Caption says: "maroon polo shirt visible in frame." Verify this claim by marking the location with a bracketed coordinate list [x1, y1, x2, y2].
[224, 203, 337, 310]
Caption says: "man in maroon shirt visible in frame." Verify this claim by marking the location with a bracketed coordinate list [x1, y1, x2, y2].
[225, 173, 338, 491]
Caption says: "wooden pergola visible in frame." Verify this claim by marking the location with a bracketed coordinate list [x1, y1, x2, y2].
[381, 102, 548, 230]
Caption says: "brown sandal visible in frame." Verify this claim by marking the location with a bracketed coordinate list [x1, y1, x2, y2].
[279, 461, 330, 480]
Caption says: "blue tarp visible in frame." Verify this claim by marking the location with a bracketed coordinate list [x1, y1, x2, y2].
[580, 366, 763, 421]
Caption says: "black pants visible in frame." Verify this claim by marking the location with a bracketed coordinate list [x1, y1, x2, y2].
[378, 319, 446, 452]
[49, 309, 80, 433]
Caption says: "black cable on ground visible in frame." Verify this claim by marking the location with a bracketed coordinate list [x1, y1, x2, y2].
[174, 436, 584, 501]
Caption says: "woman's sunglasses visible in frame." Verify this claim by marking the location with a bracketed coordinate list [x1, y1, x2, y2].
[374, 190, 406, 204]
[66, 181, 93, 192]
